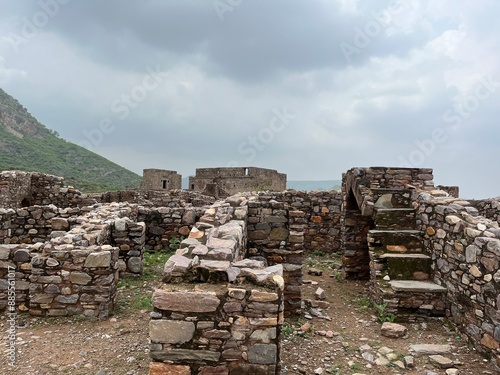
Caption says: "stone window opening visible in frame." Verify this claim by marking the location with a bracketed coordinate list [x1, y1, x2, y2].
[162, 179, 169, 189]
[244, 168, 249, 176]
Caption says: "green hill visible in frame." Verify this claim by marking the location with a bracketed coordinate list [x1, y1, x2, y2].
[0, 88, 141, 192]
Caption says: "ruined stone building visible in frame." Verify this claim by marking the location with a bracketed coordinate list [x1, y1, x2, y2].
[188, 166, 286, 197]
[139, 169, 182, 190]
[2, 167, 500, 374]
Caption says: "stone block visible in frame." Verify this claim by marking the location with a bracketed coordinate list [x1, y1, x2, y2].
[13, 249, 30, 262]
[69, 272, 92, 285]
[199, 366, 229, 375]
[151, 349, 220, 363]
[149, 320, 195, 344]
[248, 344, 277, 365]
[127, 257, 143, 273]
[51, 218, 69, 231]
[152, 290, 220, 312]
[55, 294, 79, 304]
[84, 251, 111, 268]
[149, 363, 191, 375]
[249, 290, 278, 302]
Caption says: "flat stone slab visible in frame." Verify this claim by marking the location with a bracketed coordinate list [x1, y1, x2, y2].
[380, 253, 430, 259]
[429, 355, 454, 369]
[409, 344, 451, 355]
[389, 280, 447, 293]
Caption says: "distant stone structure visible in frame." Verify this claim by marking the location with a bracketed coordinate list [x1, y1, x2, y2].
[140, 169, 182, 190]
[188, 167, 286, 197]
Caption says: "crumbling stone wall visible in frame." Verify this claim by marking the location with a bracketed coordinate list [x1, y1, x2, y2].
[100, 189, 215, 208]
[0, 206, 81, 245]
[245, 194, 303, 316]
[470, 197, 500, 225]
[0, 171, 90, 209]
[247, 191, 341, 253]
[189, 167, 286, 197]
[0, 243, 119, 318]
[137, 206, 203, 251]
[150, 196, 284, 374]
[140, 168, 182, 190]
[0, 171, 31, 208]
[416, 191, 500, 363]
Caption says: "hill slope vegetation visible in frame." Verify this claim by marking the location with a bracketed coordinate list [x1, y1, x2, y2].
[0, 88, 141, 192]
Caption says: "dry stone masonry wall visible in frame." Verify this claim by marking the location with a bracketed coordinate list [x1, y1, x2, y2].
[151, 195, 285, 374]
[416, 191, 500, 365]
[0, 170, 90, 208]
[0, 243, 119, 318]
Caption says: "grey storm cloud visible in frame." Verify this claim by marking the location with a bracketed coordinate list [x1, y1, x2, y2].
[1, 0, 500, 198]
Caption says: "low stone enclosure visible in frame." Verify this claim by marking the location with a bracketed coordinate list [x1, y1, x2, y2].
[2, 167, 500, 373]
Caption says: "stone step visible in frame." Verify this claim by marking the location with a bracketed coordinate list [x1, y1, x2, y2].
[373, 208, 416, 230]
[372, 188, 414, 209]
[389, 280, 447, 293]
[370, 253, 431, 281]
[368, 230, 423, 253]
[370, 280, 447, 321]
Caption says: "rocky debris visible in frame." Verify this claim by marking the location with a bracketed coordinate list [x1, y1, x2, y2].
[429, 354, 454, 369]
[308, 268, 323, 276]
[314, 287, 326, 300]
[380, 322, 408, 338]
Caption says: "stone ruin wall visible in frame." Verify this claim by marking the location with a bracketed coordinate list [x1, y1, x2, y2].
[189, 167, 287, 197]
[151, 195, 284, 374]
[4, 168, 500, 370]
[0, 170, 92, 209]
[0, 202, 145, 317]
[416, 192, 500, 361]
[0, 243, 119, 318]
[140, 169, 182, 190]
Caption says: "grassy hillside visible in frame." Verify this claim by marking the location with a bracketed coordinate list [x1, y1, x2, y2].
[0, 88, 141, 192]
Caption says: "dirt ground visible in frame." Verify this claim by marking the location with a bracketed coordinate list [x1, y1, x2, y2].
[1, 254, 498, 375]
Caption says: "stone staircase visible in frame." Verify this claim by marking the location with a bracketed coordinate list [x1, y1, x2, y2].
[367, 188, 447, 320]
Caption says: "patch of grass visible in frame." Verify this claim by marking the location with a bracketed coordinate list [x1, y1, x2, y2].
[115, 249, 172, 315]
[349, 362, 362, 371]
[281, 316, 310, 341]
[168, 236, 184, 251]
[141, 250, 174, 280]
[281, 323, 294, 339]
[353, 296, 371, 311]
[305, 250, 342, 272]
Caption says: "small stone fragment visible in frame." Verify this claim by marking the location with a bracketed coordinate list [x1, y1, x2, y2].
[381, 322, 408, 338]
[429, 355, 454, 369]
[308, 268, 323, 276]
[314, 287, 326, 300]
[404, 355, 415, 368]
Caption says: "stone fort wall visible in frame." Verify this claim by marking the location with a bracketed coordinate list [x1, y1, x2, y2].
[140, 169, 182, 190]
[189, 167, 286, 197]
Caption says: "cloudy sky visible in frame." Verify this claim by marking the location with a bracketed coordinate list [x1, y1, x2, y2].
[0, 1, 499, 198]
